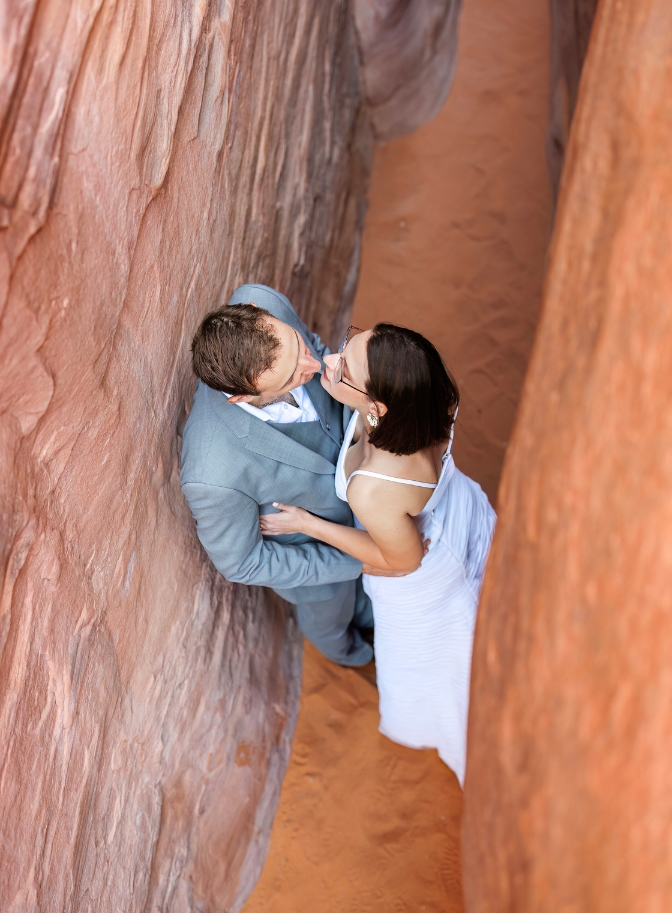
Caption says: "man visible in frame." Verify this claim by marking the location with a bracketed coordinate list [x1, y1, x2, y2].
[180, 283, 373, 666]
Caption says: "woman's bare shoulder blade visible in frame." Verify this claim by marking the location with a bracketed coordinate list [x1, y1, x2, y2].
[347, 473, 420, 522]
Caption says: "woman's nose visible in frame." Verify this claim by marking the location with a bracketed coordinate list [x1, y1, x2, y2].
[323, 352, 338, 371]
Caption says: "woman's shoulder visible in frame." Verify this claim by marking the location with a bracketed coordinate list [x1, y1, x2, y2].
[347, 477, 421, 540]
[346, 457, 433, 519]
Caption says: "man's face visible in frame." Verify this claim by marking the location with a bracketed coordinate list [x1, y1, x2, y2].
[229, 316, 322, 407]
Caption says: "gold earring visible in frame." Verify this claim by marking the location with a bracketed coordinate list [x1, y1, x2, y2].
[367, 412, 379, 428]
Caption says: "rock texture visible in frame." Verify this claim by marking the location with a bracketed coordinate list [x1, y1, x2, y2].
[463, 2, 672, 910]
[353, 0, 462, 142]
[0, 2, 372, 910]
[548, 0, 599, 194]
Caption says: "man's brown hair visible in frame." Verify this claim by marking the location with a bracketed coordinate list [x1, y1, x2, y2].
[191, 304, 280, 395]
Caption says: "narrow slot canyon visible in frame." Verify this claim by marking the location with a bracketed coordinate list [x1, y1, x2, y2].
[2, 1, 672, 912]
[245, 0, 551, 908]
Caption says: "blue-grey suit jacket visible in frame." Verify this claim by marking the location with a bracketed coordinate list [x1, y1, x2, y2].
[180, 284, 362, 604]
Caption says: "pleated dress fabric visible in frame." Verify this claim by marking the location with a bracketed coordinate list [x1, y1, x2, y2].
[335, 413, 496, 785]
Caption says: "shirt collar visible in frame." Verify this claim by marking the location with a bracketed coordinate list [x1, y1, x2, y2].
[223, 387, 306, 422]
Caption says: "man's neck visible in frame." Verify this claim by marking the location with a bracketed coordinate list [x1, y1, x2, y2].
[248, 389, 299, 409]
[245, 394, 271, 409]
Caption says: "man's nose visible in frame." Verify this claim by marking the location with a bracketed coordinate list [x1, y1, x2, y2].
[301, 350, 323, 373]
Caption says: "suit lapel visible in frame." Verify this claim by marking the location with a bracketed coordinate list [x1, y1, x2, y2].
[245, 415, 336, 475]
[207, 385, 335, 475]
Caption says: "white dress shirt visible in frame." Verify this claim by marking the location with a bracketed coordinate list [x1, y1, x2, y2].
[224, 383, 320, 424]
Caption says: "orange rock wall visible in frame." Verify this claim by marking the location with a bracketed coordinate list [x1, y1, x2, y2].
[0, 2, 371, 910]
[463, 2, 672, 910]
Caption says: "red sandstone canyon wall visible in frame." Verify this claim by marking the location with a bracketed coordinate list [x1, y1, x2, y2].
[0, 2, 371, 910]
[0, 0, 462, 909]
[463, 2, 672, 910]
[353, 0, 462, 142]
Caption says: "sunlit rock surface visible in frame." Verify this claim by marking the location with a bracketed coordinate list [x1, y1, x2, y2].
[353, 0, 462, 142]
[0, 1, 372, 910]
[464, 2, 672, 910]
[548, 0, 599, 193]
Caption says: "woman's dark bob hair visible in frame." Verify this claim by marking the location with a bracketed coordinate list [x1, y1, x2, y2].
[365, 323, 459, 456]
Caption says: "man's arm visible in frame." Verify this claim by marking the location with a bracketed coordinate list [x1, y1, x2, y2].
[182, 482, 362, 588]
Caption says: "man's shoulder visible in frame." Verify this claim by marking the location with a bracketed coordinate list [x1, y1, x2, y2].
[180, 381, 247, 488]
[229, 282, 334, 363]
[229, 284, 297, 326]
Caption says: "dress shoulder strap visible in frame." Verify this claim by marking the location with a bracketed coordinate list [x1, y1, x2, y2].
[346, 469, 437, 490]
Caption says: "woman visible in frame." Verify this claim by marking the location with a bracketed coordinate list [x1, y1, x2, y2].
[260, 324, 495, 785]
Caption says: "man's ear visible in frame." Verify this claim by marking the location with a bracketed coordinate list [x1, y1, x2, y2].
[228, 394, 255, 404]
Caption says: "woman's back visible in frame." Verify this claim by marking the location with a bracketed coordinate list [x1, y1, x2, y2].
[335, 410, 495, 785]
[336, 412, 449, 511]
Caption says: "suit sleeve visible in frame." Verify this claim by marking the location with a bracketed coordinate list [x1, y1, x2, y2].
[182, 481, 363, 588]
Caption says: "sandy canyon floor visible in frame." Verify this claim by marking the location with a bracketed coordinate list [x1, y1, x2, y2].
[244, 0, 551, 907]
[243, 644, 463, 913]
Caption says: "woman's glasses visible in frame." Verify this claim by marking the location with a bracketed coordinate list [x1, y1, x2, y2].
[335, 326, 367, 395]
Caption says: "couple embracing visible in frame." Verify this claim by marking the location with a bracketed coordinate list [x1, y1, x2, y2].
[180, 284, 495, 786]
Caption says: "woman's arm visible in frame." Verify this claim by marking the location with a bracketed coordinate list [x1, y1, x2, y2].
[260, 481, 426, 573]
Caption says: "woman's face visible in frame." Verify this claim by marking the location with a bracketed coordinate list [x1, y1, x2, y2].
[320, 328, 373, 409]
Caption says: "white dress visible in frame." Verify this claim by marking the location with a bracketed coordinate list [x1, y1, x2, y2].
[335, 413, 496, 785]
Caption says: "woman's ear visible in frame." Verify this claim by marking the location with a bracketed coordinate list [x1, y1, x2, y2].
[367, 400, 387, 419]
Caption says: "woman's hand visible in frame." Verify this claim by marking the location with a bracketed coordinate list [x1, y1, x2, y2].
[259, 502, 312, 536]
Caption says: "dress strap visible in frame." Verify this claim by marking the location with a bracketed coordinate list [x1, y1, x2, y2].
[346, 470, 438, 490]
